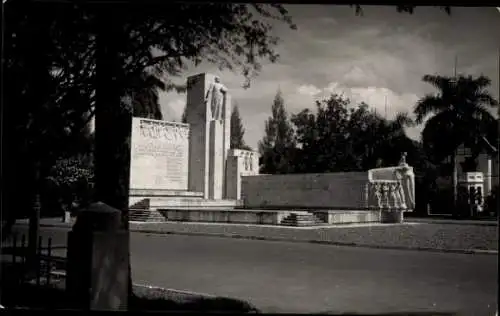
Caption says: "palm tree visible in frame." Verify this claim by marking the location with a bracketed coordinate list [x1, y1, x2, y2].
[414, 74, 498, 216]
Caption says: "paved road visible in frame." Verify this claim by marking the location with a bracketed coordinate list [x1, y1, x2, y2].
[6, 226, 498, 314]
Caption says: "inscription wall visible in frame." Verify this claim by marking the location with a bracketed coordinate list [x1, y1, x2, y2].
[130, 117, 190, 191]
[241, 172, 369, 209]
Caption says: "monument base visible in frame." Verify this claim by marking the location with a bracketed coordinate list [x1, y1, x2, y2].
[129, 207, 402, 226]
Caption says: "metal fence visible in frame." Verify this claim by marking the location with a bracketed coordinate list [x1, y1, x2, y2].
[3, 233, 66, 289]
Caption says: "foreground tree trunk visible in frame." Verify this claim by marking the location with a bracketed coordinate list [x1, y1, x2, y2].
[94, 7, 133, 306]
[27, 161, 41, 268]
[451, 150, 459, 218]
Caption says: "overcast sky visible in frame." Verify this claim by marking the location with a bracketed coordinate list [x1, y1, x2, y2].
[159, 5, 500, 150]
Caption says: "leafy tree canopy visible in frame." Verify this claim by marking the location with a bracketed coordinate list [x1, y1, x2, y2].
[291, 95, 418, 173]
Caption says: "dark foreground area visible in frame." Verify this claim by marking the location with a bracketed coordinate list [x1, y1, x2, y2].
[0, 261, 259, 312]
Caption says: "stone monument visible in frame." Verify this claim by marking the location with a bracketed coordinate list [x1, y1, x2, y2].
[185, 73, 231, 199]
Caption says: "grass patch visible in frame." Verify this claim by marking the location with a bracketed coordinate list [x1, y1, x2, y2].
[1, 282, 259, 312]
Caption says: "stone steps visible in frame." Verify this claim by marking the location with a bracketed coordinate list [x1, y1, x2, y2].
[280, 213, 325, 227]
[129, 209, 166, 222]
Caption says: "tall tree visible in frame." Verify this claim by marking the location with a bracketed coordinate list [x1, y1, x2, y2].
[414, 74, 498, 216]
[230, 103, 251, 150]
[292, 95, 352, 172]
[258, 90, 296, 173]
[3, 3, 98, 246]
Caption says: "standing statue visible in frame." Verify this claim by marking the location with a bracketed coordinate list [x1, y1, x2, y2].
[205, 77, 227, 121]
[395, 152, 415, 209]
[399, 152, 407, 166]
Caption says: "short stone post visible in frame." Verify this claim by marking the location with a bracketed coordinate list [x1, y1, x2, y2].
[66, 202, 129, 310]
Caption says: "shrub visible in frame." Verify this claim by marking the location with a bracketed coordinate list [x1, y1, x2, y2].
[428, 187, 454, 216]
[414, 175, 439, 216]
[42, 154, 94, 217]
[484, 185, 498, 216]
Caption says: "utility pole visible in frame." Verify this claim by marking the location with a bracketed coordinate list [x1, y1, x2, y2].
[384, 95, 388, 120]
[454, 55, 457, 78]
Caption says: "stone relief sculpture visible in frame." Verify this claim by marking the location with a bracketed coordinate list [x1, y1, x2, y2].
[389, 183, 399, 209]
[374, 183, 383, 209]
[205, 76, 227, 121]
[367, 152, 416, 211]
[244, 154, 249, 171]
[249, 153, 254, 171]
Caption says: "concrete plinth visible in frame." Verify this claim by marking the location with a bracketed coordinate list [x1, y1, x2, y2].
[381, 211, 404, 224]
[66, 202, 129, 311]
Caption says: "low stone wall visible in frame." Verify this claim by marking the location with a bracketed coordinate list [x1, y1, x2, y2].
[241, 172, 369, 209]
[162, 209, 293, 225]
[150, 199, 241, 209]
[313, 210, 381, 224]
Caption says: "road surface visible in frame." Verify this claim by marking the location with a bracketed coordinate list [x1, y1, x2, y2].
[6, 226, 498, 314]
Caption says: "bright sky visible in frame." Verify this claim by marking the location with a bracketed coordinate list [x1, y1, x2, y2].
[159, 5, 500, 150]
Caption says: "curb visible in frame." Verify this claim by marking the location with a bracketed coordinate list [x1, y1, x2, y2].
[15, 223, 499, 256]
[407, 219, 498, 226]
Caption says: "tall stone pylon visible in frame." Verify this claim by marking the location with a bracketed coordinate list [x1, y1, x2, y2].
[185, 73, 231, 199]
